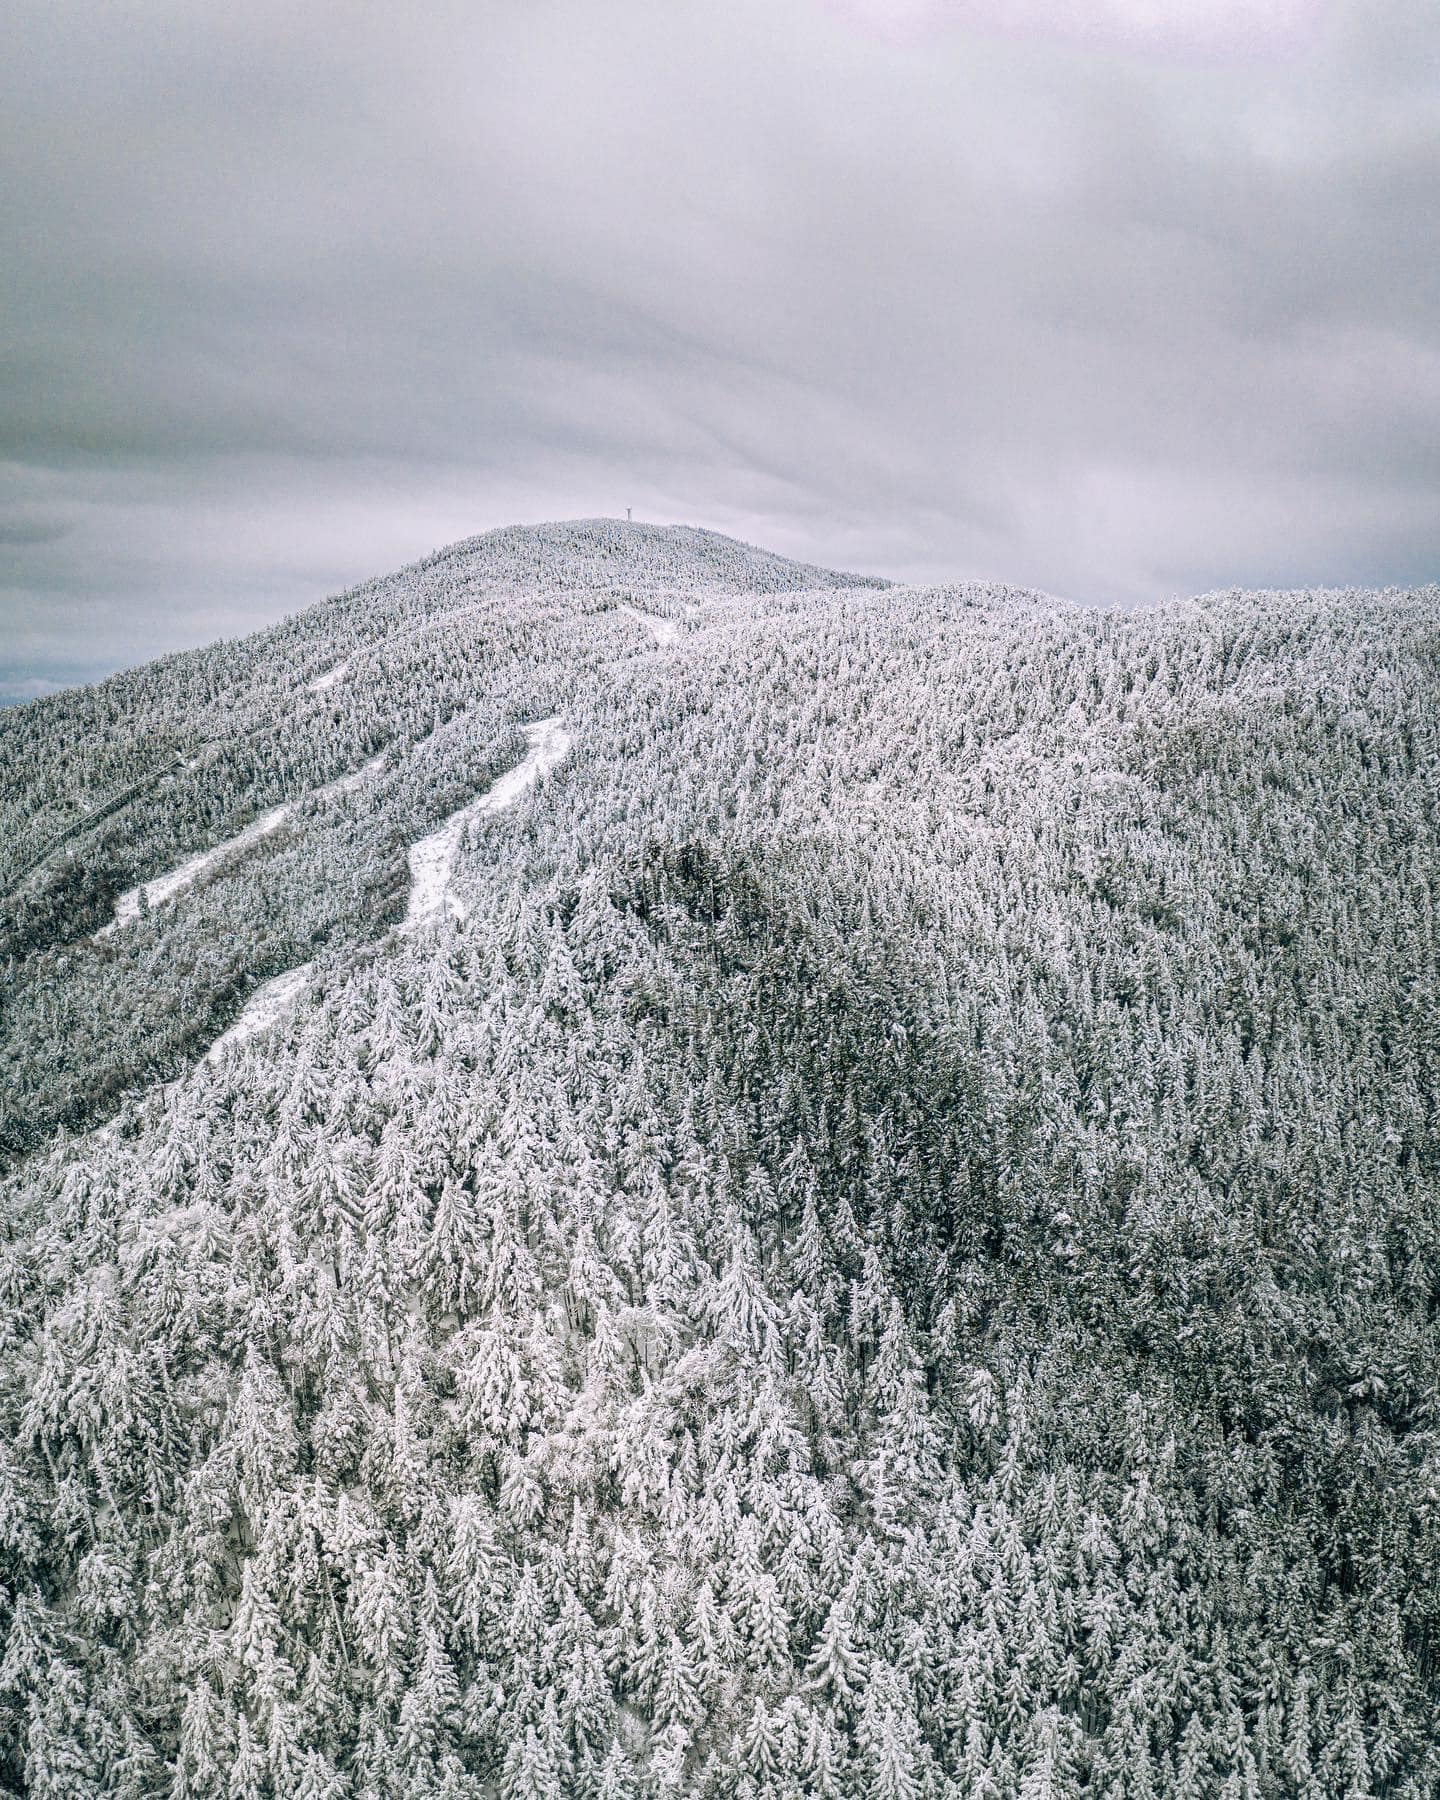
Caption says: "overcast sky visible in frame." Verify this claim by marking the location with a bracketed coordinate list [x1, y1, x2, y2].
[3, 0, 1437, 699]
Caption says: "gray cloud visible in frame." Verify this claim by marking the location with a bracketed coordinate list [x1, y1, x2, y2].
[2, 0, 1437, 696]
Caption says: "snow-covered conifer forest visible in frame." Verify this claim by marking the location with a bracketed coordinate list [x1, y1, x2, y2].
[2, 519, 1438, 1797]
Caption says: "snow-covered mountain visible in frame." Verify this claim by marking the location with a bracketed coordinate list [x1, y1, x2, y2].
[2, 522, 1438, 1796]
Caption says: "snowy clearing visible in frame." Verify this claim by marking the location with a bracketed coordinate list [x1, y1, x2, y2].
[97, 753, 388, 937]
[307, 661, 349, 692]
[620, 605, 682, 648]
[404, 717, 571, 930]
[205, 965, 313, 1063]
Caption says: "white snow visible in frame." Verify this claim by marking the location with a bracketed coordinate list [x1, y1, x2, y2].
[404, 717, 571, 931]
[620, 605, 682, 648]
[205, 964, 313, 1063]
[98, 754, 387, 938]
[307, 661, 349, 692]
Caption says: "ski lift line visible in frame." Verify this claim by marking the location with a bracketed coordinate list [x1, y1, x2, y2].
[5, 755, 189, 894]
[6, 705, 286, 897]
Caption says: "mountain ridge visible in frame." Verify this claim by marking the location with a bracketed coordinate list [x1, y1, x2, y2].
[1, 528, 1438, 1795]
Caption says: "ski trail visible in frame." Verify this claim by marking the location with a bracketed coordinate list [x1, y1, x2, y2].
[98, 805, 290, 936]
[620, 605, 682, 648]
[307, 660, 349, 692]
[71, 958, 314, 1146]
[98, 752, 388, 938]
[205, 964, 313, 1063]
[404, 718, 572, 931]
[327, 749, 389, 796]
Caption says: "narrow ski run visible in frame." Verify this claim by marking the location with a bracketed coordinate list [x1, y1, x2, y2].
[403, 717, 572, 930]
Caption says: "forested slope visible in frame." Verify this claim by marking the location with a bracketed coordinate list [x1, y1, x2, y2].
[1, 524, 1438, 1798]
[0, 522, 886, 1152]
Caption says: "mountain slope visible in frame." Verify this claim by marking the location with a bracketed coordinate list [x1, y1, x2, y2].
[1, 528, 1438, 1798]
[0, 523, 888, 1152]
[0, 520, 887, 896]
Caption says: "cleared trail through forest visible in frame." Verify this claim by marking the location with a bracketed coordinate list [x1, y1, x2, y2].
[97, 751, 388, 937]
[196, 719, 566, 1084]
[6, 755, 189, 895]
[620, 604, 686, 647]
[16, 592, 629, 899]
[306, 660, 349, 693]
[204, 964, 315, 1063]
[10, 709, 282, 899]
[404, 717, 571, 930]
